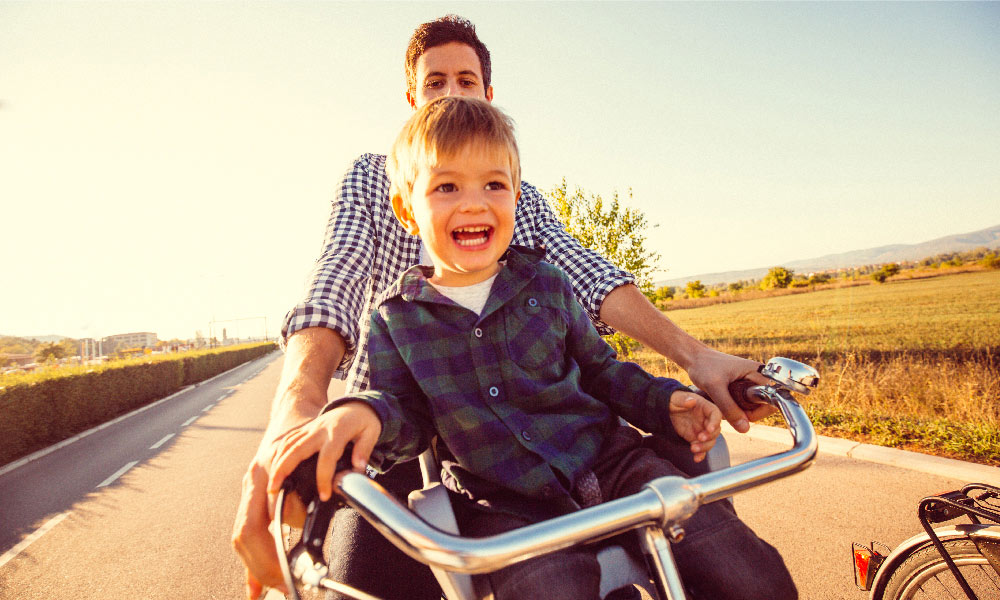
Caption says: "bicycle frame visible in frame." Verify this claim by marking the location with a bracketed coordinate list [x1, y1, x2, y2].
[279, 373, 818, 600]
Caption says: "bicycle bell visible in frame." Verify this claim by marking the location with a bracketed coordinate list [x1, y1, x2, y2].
[760, 357, 820, 395]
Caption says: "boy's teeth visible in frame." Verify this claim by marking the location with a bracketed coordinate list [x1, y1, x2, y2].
[452, 226, 490, 246]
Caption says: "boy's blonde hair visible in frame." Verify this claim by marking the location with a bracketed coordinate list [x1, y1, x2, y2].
[387, 96, 520, 205]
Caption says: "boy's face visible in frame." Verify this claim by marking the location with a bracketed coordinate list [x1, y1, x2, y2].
[393, 143, 519, 287]
[407, 42, 494, 109]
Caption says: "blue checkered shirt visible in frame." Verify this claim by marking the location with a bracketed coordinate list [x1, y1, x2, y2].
[331, 247, 687, 506]
[280, 154, 634, 393]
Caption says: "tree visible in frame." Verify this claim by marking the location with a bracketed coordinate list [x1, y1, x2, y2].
[651, 285, 674, 303]
[882, 263, 900, 277]
[34, 342, 66, 362]
[549, 179, 661, 358]
[808, 273, 830, 285]
[760, 266, 794, 290]
[685, 280, 707, 299]
[58, 338, 78, 358]
[980, 253, 1000, 270]
[549, 179, 660, 294]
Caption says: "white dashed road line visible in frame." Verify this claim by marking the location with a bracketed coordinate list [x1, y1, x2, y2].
[201, 403, 216, 412]
[0, 512, 69, 570]
[97, 461, 138, 488]
[150, 433, 175, 450]
[182, 415, 198, 427]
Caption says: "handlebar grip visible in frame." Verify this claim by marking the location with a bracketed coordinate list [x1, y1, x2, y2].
[728, 379, 761, 412]
[286, 442, 356, 505]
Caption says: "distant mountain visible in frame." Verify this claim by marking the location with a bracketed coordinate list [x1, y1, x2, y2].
[658, 224, 1000, 287]
[0, 334, 70, 342]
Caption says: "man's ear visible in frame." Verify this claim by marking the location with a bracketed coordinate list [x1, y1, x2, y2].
[484, 86, 494, 103]
[406, 90, 417, 109]
[391, 193, 419, 234]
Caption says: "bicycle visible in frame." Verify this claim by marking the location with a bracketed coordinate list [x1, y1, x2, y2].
[852, 483, 1000, 599]
[272, 357, 821, 600]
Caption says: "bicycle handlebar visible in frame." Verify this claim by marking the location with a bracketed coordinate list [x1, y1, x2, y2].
[332, 384, 817, 575]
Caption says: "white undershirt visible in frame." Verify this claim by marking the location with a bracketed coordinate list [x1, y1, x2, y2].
[428, 274, 497, 315]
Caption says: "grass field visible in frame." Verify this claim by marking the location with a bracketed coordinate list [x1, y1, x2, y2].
[632, 270, 1000, 465]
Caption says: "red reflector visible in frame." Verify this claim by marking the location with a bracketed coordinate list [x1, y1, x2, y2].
[853, 547, 872, 589]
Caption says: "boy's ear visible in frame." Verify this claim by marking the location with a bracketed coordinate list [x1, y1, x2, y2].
[515, 188, 521, 205]
[391, 193, 419, 235]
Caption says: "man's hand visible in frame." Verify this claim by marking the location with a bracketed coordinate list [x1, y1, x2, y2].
[599, 284, 775, 433]
[231, 327, 346, 599]
[667, 389, 723, 463]
[232, 458, 290, 599]
[684, 347, 773, 433]
[267, 401, 382, 506]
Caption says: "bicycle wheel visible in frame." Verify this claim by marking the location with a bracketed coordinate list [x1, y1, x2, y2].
[881, 538, 1000, 600]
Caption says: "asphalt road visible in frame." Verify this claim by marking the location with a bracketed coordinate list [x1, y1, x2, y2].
[0, 353, 981, 599]
[0, 352, 280, 599]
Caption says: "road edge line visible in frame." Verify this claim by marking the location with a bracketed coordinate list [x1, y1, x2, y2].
[0, 512, 69, 570]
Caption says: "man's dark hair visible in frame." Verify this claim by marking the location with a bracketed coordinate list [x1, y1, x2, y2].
[405, 15, 491, 96]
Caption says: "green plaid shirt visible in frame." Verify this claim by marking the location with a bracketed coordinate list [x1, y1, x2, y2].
[333, 247, 687, 507]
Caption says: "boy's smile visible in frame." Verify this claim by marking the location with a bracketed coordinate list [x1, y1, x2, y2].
[396, 143, 519, 287]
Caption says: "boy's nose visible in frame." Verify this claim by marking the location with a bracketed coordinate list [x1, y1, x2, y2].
[458, 192, 488, 212]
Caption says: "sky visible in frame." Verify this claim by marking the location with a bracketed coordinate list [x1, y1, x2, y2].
[2, 2, 998, 342]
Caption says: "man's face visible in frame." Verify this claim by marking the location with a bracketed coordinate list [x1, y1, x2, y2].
[407, 42, 494, 109]
[393, 143, 518, 287]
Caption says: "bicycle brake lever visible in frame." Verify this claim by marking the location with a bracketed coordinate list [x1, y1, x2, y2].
[276, 445, 355, 598]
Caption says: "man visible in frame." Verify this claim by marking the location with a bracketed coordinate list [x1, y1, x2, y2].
[232, 15, 773, 600]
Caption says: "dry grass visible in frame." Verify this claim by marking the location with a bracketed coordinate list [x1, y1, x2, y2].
[632, 270, 1000, 465]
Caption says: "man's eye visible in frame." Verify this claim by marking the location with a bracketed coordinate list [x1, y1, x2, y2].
[435, 183, 457, 193]
[461, 79, 477, 87]
[425, 80, 442, 88]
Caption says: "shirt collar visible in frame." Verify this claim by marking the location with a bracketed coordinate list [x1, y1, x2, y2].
[378, 245, 544, 312]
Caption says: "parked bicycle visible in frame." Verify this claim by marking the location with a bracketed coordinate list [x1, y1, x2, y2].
[273, 357, 820, 600]
[852, 483, 1000, 599]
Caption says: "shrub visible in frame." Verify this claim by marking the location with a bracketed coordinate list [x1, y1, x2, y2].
[981, 253, 1000, 270]
[0, 343, 276, 465]
[761, 266, 794, 290]
[685, 280, 707, 299]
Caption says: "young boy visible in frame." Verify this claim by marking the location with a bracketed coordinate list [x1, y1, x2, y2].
[268, 96, 796, 600]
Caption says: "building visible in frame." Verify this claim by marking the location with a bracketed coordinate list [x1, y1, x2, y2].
[102, 332, 158, 353]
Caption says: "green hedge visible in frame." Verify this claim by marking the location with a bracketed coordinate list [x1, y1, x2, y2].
[0, 343, 276, 466]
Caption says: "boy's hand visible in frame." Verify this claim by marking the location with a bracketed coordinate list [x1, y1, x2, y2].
[266, 401, 382, 510]
[668, 390, 723, 463]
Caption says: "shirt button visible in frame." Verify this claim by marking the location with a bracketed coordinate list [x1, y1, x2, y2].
[489, 386, 499, 397]
[521, 430, 532, 441]
[474, 327, 483, 338]
[528, 298, 538, 307]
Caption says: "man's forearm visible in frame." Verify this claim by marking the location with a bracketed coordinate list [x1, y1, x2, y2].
[598, 284, 706, 370]
[599, 283, 771, 430]
[264, 327, 347, 443]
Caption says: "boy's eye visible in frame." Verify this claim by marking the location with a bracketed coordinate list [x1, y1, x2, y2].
[435, 183, 457, 193]
[485, 181, 507, 191]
